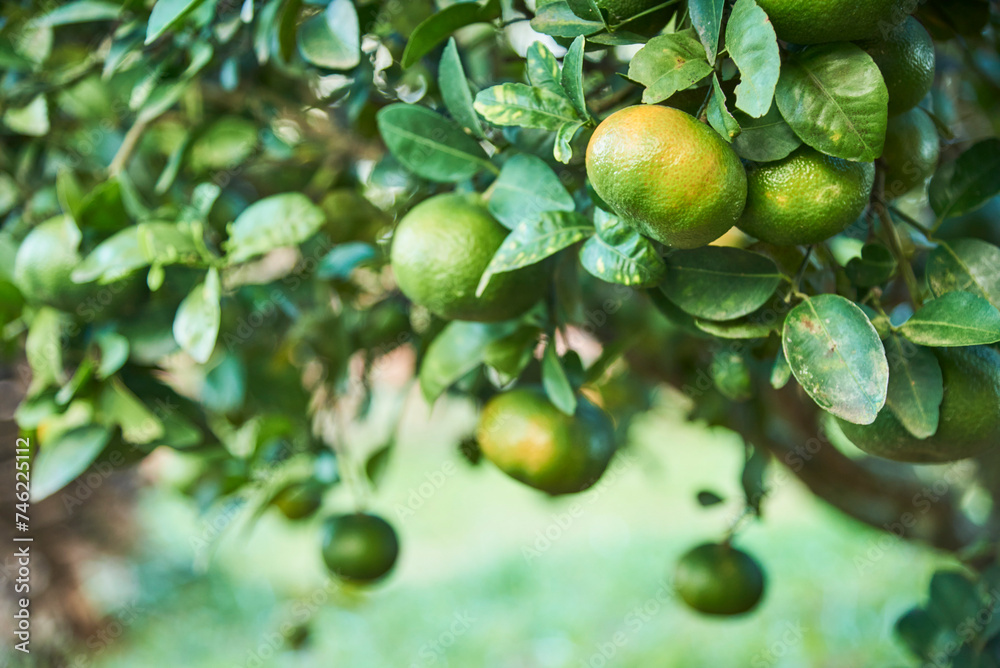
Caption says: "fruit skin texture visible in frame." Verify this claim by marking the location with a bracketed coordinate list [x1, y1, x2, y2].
[321, 513, 399, 582]
[838, 346, 1000, 463]
[390, 193, 545, 322]
[738, 147, 875, 246]
[858, 17, 936, 117]
[881, 108, 939, 197]
[586, 105, 747, 249]
[755, 0, 910, 44]
[675, 543, 765, 616]
[476, 388, 616, 495]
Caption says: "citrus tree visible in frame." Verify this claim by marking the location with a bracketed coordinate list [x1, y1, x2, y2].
[3, 0, 1000, 663]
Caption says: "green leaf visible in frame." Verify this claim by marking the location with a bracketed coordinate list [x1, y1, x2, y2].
[95, 330, 130, 379]
[661, 247, 783, 321]
[712, 349, 752, 401]
[898, 291, 1000, 347]
[26, 308, 67, 393]
[317, 242, 377, 280]
[527, 41, 565, 95]
[488, 154, 575, 230]
[32, 425, 112, 501]
[189, 116, 259, 172]
[225, 193, 325, 264]
[56, 169, 84, 221]
[100, 379, 164, 444]
[542, 344, 578, 415]
[439, 39, 485, 139]
[775, 43, 888, 162]
[883, 334, 943, 439]
[688, 0, 725, 63]
[173, 268, 221, 364]
[926, 239, 1000, 309]
[477, 211, 592, 296]
[74, 222, 201, 284]
[782, 294, 888, 424]
[771, 348, 791, 389]
[579, 208, 666, 287]
[695, 316, 774, 339]
[560, 36, 589, 121]
[731, 102, 802, 162]
[927, 571, 982, 630]
[78, 178, 129, 232]
[627, 31, 713, 104]
[565, 0, 603, 21]
[419, 321, 514, 403]
[706, 74, 740, 142]
[402, 0, 501, 68]
[146, 0, 207, 44]
[741, 446, 770, 514]
[895, 608, 940, 661]
[483, 325, 540, 381]
[929, 139, 1000, 221]
[553, 120, 584, 163]
[377, 104, 492, 182]
[530, 1, 604, 37]
[474, 83, 581, 131]
[725, 0, 780, 118]
[4, 95, 49, 137]
[845, 242, 896, 288]
[40, 1, 122, 25]
[296, 0, 360, 70]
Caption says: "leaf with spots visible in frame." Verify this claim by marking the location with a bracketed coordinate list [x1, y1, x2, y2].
[731, 102, 802, 162]
[661, 247, 783, 321]
[926, 239, 1000, 309]
[476, 211, 593, 297]
[782, 294, 888, 425]
[775, 43, 888, 162]
[706, 73, 740, 142]
[553, 120, 585, 163]
[526, 41, 565, 95]
[474, 83, 582, 131]
[579, 208, 666, 287]
[898, 291, 1000, 347]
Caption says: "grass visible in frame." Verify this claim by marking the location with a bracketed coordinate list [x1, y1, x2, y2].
[90, 392, 948, 667]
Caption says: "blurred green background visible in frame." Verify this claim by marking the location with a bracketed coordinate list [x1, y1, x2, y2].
[76, 394, 946, 668]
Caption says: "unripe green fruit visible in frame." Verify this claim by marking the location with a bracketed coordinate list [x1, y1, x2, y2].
[881, 108, 939, 197]
[675, 543, 765, 616]
[321, 513, 399, 582]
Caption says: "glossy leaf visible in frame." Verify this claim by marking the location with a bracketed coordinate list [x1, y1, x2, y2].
[696, 316, 774, 339]
[32, 425, 112, 501]
[530, 1, 604, 37]
[775, 43, 888, 162]
[926, 239, 1000, 309]
[477, 211, 592, 296]
[628, 31, 713, 104]
[898, 291, 1000, 347]
[688, 0, 725, 63]
[542, 344, 578, 415]
[173, 268, 221, 364]
[732, 102, 802, 162]
[725, 0, 780, 118]
[474, 83, 581, 131]
[377, 104, 491, 183]
[553, 121, 584, 163]
[488, 154, 575, 230]
[929, 139, 1000, 221]
[526, 41, 564, 95]
[419, 321, 515, 403]
[883, 334, 943, 439]
[706, 74, 740, 142]
[439, 39, 485, 139]
[845, 242, 896, 288]
[579, 209, 666, 287]
[561, 36, 589, 121]
[402, 0, 501, 68]
[782, 294, 888, 424]
[146, 0, 206, 44]
[771, 348, 791, 389]
[41, 1, 121, 25]
[224, 193, 325, 263]
[565, 0, 603, 21]
[297, 0, 361, 70]
[661, 247, 783, 321]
